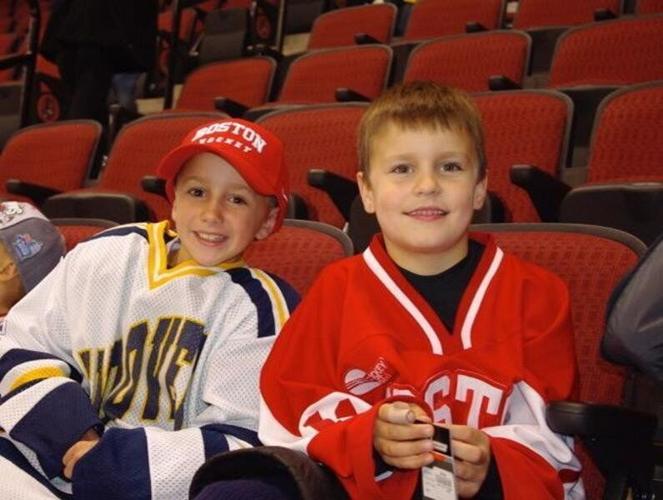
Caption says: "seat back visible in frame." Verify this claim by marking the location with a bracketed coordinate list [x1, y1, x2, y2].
[587, 80, 663, 183]
[404, 31, 530, 92]
[99, 112, 226, 221]
[244, 219, 353, 295]
[474, 222, 646, 497]
[404, 0, 505, 41]
[277, 45, 392, 104]
[0, 120, 101, 199]
[307, 4, 397, 49]
[51, 218, 118, 251]
[637, 0, 663, 13]
[549, 14, 663, 88]
[257, 103, 367, 228]
[474, 90, 572, 221]
[514, 0, 623, 29]
[176, 57, 276, 111]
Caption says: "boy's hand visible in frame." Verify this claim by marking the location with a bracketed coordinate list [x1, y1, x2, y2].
[445, 424, 491, 498]
[62, 429, 100, 479]
[373, 401, 434, 469]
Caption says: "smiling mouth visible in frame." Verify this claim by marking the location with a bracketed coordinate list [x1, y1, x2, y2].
[194, 231, 227, 244]
[406, 208, 449, 217]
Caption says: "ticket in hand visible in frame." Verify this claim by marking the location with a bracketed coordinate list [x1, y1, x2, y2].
[421, 424, 457, 500]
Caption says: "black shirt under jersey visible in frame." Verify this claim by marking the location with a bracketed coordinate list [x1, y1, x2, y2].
[397, 239, 503, 499]
[398, 239, 484, 332]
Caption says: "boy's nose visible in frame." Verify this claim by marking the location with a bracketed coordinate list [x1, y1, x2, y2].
[414, 169, 440, 195]
[201, 201, 224, 222]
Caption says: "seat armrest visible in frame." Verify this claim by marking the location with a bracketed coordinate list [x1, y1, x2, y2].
[354, 33, 380, 44]
[594, 8, 617, 21]
[488, 75, 521, 91]
[559, 182, 663, 245]
[42, 192, 151, 224]
[214, 96, 249, 117]
[286, 193, 309, 220]
[245, 44, 283, 61]
[308, 169, 359, 222]
[335, 88, 371, 103]
[547, 401, 656, 436]
[465, 21, 487, 33]
[510, 164, 570, 222]
[6, 179, 61, 206]
[141, 176, 167, 198]
[547, 401, 656, 495]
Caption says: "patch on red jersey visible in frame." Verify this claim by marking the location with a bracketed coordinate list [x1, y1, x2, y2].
[343, 357, 395, 395]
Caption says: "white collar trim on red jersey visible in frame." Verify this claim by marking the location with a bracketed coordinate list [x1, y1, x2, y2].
[362, 245, 504, 353]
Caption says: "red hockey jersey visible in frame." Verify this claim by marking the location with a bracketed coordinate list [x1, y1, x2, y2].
[259, 234, 584, 499]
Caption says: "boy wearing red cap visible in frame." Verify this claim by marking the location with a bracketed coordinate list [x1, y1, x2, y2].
[0, 119, 298, 499]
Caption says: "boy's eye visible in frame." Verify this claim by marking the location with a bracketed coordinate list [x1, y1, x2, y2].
[228, 195, 247, 205]
[390, 163, 411, 174]
[187, 187, 205, 197]
[441, 162, 462, 172]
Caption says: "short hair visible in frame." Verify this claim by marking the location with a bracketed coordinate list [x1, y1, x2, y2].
[358, 81, 486, 179]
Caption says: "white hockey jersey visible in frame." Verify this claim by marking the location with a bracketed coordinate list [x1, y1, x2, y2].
[0, 221, 298, 499]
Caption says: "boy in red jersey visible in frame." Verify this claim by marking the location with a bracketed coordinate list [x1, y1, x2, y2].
[196, 82, 584, 499]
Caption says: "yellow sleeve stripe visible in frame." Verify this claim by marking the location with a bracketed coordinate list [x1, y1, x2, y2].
[9, 367, 67, 392]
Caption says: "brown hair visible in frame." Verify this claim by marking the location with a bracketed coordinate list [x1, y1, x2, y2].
[358, 81, 486, 179]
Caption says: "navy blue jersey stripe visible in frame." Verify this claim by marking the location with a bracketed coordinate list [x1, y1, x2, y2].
[227, 268, 277, 339]
[0, 438, 73, 499]
[266, 272, 300, 313]
[10, 382, 102, 478]
[0, 349, 83, 383]
[71, 427, 151, 499]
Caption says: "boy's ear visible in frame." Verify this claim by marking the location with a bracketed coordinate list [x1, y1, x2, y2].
[357, 171, 376, 214]
[255, 206, 279, 241]
[473, 175, 488, 210]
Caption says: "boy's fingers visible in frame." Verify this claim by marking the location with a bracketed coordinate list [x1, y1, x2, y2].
[383, 451, 434, 470]
[379, 402, 415, 424]
[451, 439, 486, 465]
[377, 436, 434, 458]
[375, 419, 434, 441]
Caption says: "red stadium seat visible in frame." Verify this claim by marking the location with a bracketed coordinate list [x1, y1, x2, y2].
[560, 80, 663, 245]
[474, 89, 572, 222]
[257, 103, 367, 228]
[0, 120, 102, 205]
[176, 57, 276, 113]
[307, 3, 397, 49]
[43, 112, 226, 223]
[276, 45, 392, 104]
[244, 219, 353, 295]
[403, 31, 530, 92]
[475, 223, 653, 498]
[403, 0, 505, 41]
[513, 0, 622, 29]
[51, 218, 117, 252]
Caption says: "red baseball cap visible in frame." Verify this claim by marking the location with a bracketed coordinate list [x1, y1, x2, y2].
[157, 119, 289, 232]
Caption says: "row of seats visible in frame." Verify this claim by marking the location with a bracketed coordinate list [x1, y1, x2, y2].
[51, 215, 658, 498]
[2, 79, 659, 243]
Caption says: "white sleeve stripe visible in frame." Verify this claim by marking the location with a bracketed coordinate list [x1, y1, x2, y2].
[460, 248, 503, 349]
[0, 378, 71, 433]
[226, 434, 254, 452]
[482, 381, 581, 473]
[0, 359, 72, 397]
[145, 427, 206, 499]
[363, 248, 443, 355]
[258, 396, 313, 453]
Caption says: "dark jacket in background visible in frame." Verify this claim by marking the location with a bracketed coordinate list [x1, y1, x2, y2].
[42, 0, 158, 72]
